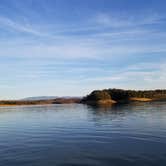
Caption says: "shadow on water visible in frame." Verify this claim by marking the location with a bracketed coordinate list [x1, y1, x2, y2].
[85, 101, 166, 124]
[86, 102, 141, 116]
[86, 101, 166, 114]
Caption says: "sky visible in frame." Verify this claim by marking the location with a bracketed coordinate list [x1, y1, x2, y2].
[0, 0, 166, 99]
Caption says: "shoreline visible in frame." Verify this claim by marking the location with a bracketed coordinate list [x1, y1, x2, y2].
[1, 88, 166, 107]
[0, 97, 81, 107]
[0, 97, 165, 107]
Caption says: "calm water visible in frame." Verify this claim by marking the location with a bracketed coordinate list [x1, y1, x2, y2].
[0, 102, 166, 166]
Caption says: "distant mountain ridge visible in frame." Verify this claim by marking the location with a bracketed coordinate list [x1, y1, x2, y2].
[21, 96, 58, 101]
[22, 96, 82, 101]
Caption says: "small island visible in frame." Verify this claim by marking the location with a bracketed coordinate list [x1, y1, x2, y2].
[0, 89, 166, 106]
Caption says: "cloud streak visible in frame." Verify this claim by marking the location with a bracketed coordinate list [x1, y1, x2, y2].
[0, 15, 46, 36]
[95, 11, 164, 27]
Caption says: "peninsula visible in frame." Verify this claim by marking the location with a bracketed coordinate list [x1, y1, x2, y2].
[81, 89, 166, 105]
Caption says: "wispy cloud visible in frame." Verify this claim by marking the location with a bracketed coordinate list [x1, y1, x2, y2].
[95, 12, 164, 27]
[80, 62, 166, 89]
[0, 15, 47, 36]
[0, 9, 165, 61]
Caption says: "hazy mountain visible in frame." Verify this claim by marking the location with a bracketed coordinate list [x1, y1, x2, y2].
[22, 96, 82, 101]
[21, 96, 58, 101]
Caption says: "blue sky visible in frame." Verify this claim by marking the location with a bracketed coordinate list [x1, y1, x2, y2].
[0, 0, 166, 99]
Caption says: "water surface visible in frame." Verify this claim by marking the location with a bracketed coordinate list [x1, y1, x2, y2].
[0, 102, 166, 166]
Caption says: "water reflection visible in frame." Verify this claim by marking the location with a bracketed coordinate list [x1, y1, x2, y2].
[87, 101, 166, 116]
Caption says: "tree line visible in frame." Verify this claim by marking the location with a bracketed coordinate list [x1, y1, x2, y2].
[82, 89, 166, 102]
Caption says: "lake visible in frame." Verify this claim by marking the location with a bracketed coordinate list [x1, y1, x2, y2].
[0, 102, 166, 166]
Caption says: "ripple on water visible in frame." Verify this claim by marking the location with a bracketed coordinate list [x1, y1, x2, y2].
[0, 103, 166, 166]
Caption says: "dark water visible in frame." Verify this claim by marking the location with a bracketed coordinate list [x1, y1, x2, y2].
[0, 102, 166, 166]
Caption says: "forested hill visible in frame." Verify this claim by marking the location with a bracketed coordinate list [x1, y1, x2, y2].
[81, 89, 166, 104]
